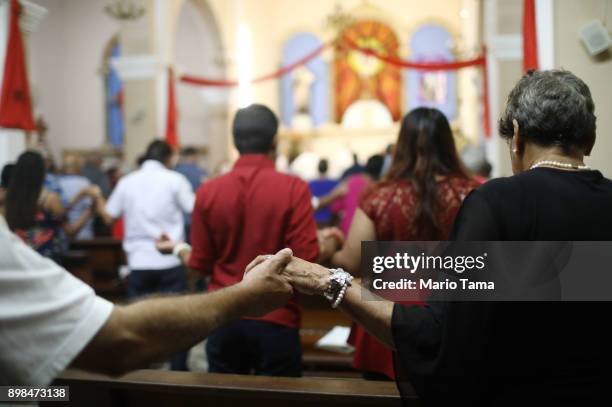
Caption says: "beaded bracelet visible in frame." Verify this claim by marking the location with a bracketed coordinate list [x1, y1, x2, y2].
[324, 268, 353, 308]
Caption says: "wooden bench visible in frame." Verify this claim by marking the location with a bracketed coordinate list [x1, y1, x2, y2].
[300, 296, 354, 374]
[51, 369, 413, 407]
[69, 238, 127, 301]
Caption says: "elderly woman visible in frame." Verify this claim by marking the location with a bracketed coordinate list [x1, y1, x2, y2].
[268, 70, 612, 405]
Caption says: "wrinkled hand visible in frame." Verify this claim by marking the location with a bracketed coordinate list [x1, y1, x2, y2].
[155, 234, 176, 255]
[281, 257, 330, 296]
[240, 248, 294, 317]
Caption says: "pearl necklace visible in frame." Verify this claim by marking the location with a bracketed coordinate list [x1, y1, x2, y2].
[530, 160, 591, 171]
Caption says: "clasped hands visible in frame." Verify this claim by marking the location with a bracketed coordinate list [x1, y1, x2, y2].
[240, 246, 335, 317]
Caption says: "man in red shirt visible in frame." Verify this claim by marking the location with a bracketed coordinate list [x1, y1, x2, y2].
[189, 104, 319, 376]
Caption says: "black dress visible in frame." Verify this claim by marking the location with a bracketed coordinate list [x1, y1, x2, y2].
[392, 168, 612, 406]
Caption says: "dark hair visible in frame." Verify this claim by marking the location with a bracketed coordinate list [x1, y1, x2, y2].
[384, 108, 469, 240]
[365, 154, 384, 180]
[1, 163, 15, 188]
[136, 154, 147, 167]
[181, 146, 198, 157]
[5, 151, 46, 230]
[145, 140, 173, 163]
[233, 104, 278, 154]
[499, 69, 596, 153]
[318, 159, 329, 175]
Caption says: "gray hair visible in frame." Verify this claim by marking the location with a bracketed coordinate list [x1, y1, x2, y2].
[498, 70, 596, 153]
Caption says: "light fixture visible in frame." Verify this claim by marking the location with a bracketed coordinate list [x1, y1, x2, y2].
[105, 0, 145, 21]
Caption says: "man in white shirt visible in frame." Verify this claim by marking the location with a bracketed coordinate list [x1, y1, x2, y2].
[94, 140, 195, 370]
[0, 214, 295, 386]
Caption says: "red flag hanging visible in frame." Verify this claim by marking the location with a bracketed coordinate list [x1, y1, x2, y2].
[522, 0, 539, 72]
[165, 67, 178, 148]
[0, 0, 35, 131]
[482, 46, 491, 139]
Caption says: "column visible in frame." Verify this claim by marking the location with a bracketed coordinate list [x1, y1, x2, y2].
[111, 0, 163, 166]
[0, 0, 46, 170]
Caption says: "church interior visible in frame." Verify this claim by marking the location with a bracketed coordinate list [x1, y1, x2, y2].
[1, 0, 612, 406]
[1, 0, 609, 178]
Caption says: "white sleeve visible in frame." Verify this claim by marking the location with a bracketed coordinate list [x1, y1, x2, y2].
[175, 174, 196, 214]
[0, 218, 113, 386]
[105, 180, 124, 218]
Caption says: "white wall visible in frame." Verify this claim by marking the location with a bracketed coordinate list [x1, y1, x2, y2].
[174, 0, 228, 167]
[27, 0, 119, 158]
[555, 0, 612, 177]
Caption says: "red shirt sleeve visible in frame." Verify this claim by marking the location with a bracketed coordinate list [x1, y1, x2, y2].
[188, 192, 215, 274]
[285, 179, 319, 262]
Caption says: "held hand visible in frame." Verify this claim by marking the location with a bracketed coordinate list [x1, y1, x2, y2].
[317, 228, 342, 262]
[320, 227, 345, 246]
[155, 234, 176, 255]
[240, 248, 294, 317]
[84, 185, 103, 199]
[282, 257, 330, 296]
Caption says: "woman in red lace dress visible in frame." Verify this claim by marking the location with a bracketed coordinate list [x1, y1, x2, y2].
[329, 107, 482, 380]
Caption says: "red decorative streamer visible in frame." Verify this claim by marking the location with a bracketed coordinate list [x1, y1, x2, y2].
[180, 44, 327, 87]
[177, 39, 491, 138]
[342, 38, 486, 71]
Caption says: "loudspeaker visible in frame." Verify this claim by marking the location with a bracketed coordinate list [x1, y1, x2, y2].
[579, 20, 611, 56]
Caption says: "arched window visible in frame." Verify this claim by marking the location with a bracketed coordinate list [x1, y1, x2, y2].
[280, 33, 328, 129]
[406, 24, 457, 119]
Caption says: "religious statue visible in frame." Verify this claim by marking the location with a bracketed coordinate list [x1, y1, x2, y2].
[291, 66, 315, 131]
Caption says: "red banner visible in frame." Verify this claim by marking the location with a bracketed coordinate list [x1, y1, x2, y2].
[523, 0, 539, 72]
[165, 67, 178, 148]
[0, 0, 35, 131]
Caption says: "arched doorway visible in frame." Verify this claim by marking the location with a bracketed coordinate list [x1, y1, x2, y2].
[174, 0, 227, 170]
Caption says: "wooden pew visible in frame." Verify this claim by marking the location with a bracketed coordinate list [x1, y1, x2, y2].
[61, 250, 93, 286]
[300, 296, 355, 375]
[51, 369, 413, 407]
[69, 238, 127, 301]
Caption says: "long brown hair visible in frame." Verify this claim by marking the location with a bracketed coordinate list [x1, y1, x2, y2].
[384, 108, 469, 239]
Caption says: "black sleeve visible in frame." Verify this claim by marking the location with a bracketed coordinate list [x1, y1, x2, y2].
[391, 189, 500, 362]
[391, 188, 502, 403]
[449, 188, 501, 241]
